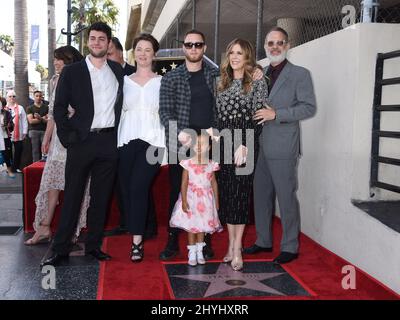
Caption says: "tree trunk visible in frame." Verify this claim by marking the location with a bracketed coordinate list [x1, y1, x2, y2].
[48, 0, 56, 89]
[14, 0, 32, 168]
[14, 0, 29, 109]
[78, 0, 86, 54]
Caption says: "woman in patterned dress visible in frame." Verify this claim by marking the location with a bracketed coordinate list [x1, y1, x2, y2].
[216, 39, 268, 271]
[25, 46, 90, 245]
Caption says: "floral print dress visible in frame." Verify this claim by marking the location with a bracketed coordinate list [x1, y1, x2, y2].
[170, 159, 222, 234]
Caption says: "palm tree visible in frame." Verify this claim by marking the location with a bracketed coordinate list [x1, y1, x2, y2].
[48, 0, 56, 82]
[72, 0, 119, 54]
[14, 0, 31, 167]
[14, 0, 29, 109]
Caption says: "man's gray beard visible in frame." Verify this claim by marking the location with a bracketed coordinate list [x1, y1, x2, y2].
[89, 49, 108, 59]
[267, 51, 287, 64]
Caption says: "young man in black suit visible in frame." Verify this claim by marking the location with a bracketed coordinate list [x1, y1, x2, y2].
[41, 22, 125, 267]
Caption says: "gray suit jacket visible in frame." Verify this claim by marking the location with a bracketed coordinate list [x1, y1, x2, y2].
[260, 61, 316, 159]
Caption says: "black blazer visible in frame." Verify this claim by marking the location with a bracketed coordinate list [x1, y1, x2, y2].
[123, 62, 136, 76]
[54, 59, 124, 148]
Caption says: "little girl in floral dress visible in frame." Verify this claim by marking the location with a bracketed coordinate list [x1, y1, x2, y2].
[170, 130, 222, 266]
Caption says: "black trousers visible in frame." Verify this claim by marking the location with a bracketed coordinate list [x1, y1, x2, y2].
[118, 139, 163, 235]
[12, 140, 23, 171]
[1, 138, 13, 167]
[167, 157, 183, 235]
[115, 173, 158, 234]
[52, 131, 118, 255]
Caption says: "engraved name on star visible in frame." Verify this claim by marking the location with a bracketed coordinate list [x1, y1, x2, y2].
[172, 263, 286, 297]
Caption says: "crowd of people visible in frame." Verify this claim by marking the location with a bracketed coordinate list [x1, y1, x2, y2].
[3, 21, 316, 271]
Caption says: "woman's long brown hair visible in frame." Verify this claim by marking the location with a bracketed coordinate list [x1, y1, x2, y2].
[218, 38, 257, 95]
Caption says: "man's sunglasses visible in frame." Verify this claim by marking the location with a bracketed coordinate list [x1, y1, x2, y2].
[183, 42, 205, 49]
[266, 40, 287, 47]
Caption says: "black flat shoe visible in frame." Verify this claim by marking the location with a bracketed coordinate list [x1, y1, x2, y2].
[203, 234, 214, 260]
[203, 244, 214, 260]
[273, 252, 298, 264]
[131, 241, 144, 263]
[86, 249, 112, 261]
[159, 233, 179, 261]
[243, 244, 273, 254]
[40, 253, 69, 267]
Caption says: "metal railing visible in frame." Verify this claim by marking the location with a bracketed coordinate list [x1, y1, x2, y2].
[370, 49, 400, 194]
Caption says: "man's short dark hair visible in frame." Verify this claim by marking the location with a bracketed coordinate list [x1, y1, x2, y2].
[184, 29, 206, 43]
[111, 37, 123, 52]
[87, 22, 112, 40]
[132, 33, 160, 53]
[33, 90, 42, 96]
[266, 27, 289, 42]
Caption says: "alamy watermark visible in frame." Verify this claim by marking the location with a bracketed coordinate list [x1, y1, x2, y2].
[341, 265, 356, 290]
[342, 5, 357, 28]
[146, 121, 256, 176]
[41, 266, 56, 290]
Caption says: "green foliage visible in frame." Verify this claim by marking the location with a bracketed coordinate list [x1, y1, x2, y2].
[0, 34, 14, 56]
[71, 0, 119, 55]
[35, 64, 49, 80]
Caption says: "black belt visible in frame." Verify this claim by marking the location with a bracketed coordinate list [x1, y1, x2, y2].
[89, 127, 115, 133]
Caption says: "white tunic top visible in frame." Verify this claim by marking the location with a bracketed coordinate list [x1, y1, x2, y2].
[118, 75, 165, 149]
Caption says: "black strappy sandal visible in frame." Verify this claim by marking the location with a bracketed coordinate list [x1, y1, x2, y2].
[131, 241, 144, 263]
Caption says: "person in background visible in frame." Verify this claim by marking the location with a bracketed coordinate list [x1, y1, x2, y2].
[6, 90, 28, 173]
[0, 96, 15, 178]
[26, 90, 49, 162]
[24, 45, 91, 246]
[108, 37, 136, 76]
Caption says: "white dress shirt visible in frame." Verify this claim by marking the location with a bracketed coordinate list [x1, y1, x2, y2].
[86, 56, 119, 129]
[118, 76, 165, 148]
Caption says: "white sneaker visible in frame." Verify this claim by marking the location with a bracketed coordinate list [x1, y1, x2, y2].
[196, 242, 206, 265]
[187, 245, 197, 266]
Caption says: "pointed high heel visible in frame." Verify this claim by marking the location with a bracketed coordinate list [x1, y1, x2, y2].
[231, 248, 243, 272]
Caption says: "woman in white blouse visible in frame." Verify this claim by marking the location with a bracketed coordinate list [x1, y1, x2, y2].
[118, 34, 165, 263]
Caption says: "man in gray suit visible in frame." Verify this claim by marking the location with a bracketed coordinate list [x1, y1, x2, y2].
[244, 27, 316, 264]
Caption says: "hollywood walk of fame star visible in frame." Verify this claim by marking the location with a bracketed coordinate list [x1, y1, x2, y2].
[161, 67, 167, 74]
[170, 62, 178, 70]
[172, 263, 286, 298]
